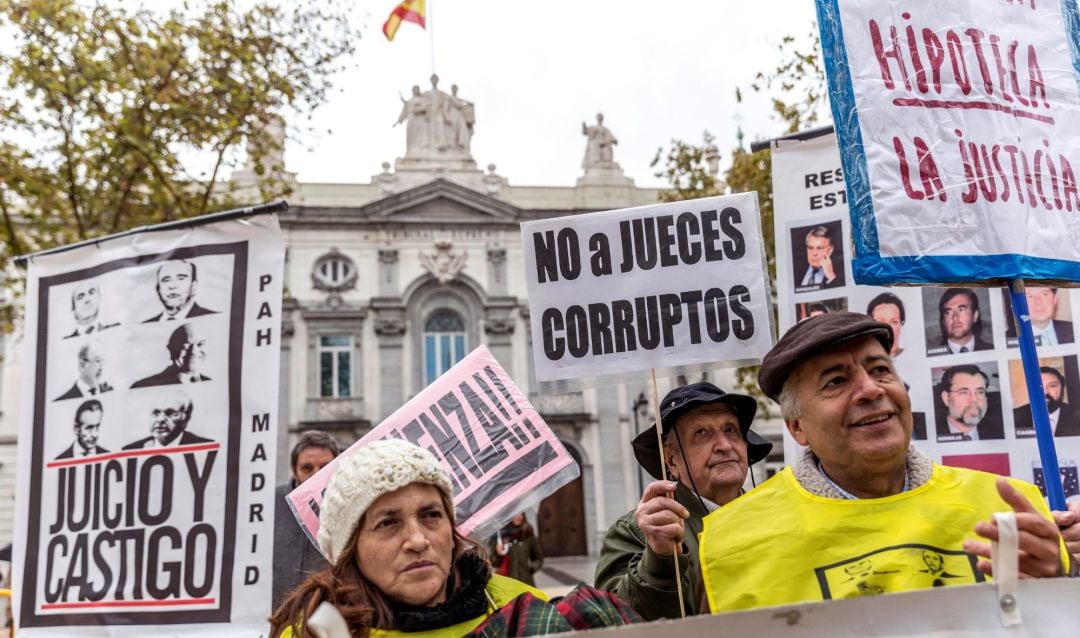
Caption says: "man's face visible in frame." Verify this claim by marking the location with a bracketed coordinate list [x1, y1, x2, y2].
[75, 409, 102, 451]
[664, 404, 748, 505]
[150, 396, 190, 445]
[174, 329, 207, 373]
[941, 372, 988, 428]
[871, 303, 903, 355]
[78, 345, 104, 385]
[1026, 287, 1057, 327]
[786, 336, 912, 481]
[292, 446, 335, 483]
[1043, 372, 1064, 411]
[806, 235, 832, 268]
[942, 293, 978, 341]
[157, 261, 195, 311]
[72, 283, 100, 325]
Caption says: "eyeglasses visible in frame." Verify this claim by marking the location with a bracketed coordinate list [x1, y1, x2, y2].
[948, 388, 987, 399]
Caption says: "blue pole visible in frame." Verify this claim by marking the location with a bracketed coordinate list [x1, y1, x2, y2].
[1008, 279, 1066, 510]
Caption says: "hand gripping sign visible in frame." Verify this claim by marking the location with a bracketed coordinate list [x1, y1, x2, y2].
[520, 193, 775, 391]
[287, 346, 579, 554]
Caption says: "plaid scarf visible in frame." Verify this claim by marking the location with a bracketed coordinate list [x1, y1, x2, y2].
[466, 585, 641, 637]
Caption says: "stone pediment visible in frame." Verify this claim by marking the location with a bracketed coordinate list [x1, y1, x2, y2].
[360, 178, 520, 223]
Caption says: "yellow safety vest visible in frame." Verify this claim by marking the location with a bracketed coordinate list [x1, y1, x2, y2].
[700, 464, 1066, 613]
[279, 575, 546, 638]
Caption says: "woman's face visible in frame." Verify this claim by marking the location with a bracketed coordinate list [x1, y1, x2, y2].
[354, 483, 454, 607]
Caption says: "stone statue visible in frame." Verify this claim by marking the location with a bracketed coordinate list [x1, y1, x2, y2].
[394, 76, 475, 158]
[396, 85, 429, 156]
[582, 113, 617, 169]
[447, 84, 475, 152]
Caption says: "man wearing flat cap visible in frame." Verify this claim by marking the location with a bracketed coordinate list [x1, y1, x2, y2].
[698, 312, 1076, 614]
[594, 382, 772, 620]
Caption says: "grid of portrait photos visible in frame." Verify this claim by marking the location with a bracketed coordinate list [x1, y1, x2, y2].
[23, 244, 247, 626]
[780, 216, 1080, 503]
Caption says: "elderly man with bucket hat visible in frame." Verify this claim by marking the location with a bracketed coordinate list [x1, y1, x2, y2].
[594, 381, 772, 620]
[697, 312, 1073, 614]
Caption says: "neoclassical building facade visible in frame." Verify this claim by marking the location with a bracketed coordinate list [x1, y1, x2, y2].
[0, 79, 784, 556]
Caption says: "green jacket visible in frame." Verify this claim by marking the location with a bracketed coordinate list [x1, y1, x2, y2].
[489, 531, 544, 586]
[593, 482, 708, 620]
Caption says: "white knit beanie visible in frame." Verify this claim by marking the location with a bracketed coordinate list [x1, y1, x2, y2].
[317, 438, 454, 565]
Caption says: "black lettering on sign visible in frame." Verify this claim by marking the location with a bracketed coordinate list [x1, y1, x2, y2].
[532, 228, 581, 283]
[719, 207, 746, 259]
[256, 301, 273, 319]
[541, 308, 565, 361]
[259, 273, 273, 292]
[589, 232, 613, 276]
[255, 327, 272, 347]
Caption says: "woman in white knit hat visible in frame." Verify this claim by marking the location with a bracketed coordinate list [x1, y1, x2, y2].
[270, 438, 548, 637]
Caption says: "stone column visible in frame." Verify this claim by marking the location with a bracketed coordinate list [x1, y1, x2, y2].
[483, 297, 517, 373]
[486, 246, 507, 296]
[277, 298, 297, 480]
[378, 248, 399, 296]
[371, 299, 407, 420]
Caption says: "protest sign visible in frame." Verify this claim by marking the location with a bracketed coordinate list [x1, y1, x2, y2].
[817, 0, 1080, 285]
[287, 345, 578, 553]
[13, 212, 285, 636]
[772, 130, 1080, 504]
[520, 194, 774, 388]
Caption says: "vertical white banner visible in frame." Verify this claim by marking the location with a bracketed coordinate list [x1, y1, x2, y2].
[13, 214, 285, 637]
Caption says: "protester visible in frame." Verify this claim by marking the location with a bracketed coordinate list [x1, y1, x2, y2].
[489, 513, 544, 586]
[594, 382, 772, 619]
[699, 312, 1075, 613]
[272, 431, 341, 610]
[271, 439, 640, 637]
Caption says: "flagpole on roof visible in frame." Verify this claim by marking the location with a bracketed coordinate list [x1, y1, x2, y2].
[428, 0, 436, 78]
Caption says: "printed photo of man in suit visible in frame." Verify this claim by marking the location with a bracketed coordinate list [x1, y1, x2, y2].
[926, 288, 994, 356]
[130, 323, 212, 388]
[1014, 365, 1080, 438]
[63, 281, 119, 338]
[1003, 287, 1075, 347]
[792, 223, 845, 292]
[935, 363, 1005, 442]
[54, 340, 114, 401]
[55, 399, 109, 459]
[143, 259, 219, 322]
[123, 389, 213, 449]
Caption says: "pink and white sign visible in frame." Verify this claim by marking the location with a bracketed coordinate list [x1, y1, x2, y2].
[287, 346, 578, 554]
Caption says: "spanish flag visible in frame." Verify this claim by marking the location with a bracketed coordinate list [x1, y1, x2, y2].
[382, 0, 426, 41]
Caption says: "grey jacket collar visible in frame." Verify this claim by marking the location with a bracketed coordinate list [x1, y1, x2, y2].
[792, 445, 934, 499]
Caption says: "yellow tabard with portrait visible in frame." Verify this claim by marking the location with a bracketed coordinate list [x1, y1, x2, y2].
[700, 464, 1064, 613]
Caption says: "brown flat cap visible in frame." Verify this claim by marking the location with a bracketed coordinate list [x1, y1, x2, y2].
[758, 312, 893, 401]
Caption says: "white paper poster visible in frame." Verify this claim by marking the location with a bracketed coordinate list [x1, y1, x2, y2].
[13, 215, 285, 636]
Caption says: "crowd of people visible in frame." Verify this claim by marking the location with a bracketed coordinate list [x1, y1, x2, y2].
[270, 312, 1080, 637]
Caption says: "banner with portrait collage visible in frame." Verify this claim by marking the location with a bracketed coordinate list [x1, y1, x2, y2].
[773, 133, 1080, 504]
[13, 215, 285, 636]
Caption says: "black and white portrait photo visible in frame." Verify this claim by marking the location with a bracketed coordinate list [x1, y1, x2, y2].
[55, 399, 109, 459]
[123, 389, 214, 449]
[63, 280, 119, 338]
[131, 323, 212, 388]
[143, 259, 220, 322]
[53, 340, 114, 401]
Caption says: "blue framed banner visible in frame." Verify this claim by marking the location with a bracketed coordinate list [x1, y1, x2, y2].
[816, 0, 1080, 286]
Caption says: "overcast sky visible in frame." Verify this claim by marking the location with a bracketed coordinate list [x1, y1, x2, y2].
[280, 0, 822, 189]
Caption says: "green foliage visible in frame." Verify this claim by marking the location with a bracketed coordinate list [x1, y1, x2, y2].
[650, 132, 722, 203]
[750, 28, 828, 134]
[0, 0, 358, 330]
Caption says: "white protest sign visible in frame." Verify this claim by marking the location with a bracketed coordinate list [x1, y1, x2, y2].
[287, 345, 579, 551]
[817, 0, 1080, 284]
[14, 215, 284, 637]
[521, 194, 774, 386]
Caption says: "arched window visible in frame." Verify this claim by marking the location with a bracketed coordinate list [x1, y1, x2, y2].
[423, 310, 466, 385]
[311, 249, 357, 292]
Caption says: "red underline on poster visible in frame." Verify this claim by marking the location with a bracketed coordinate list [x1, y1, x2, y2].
[42, 597, 216, 610]
[891, 97, 1054, 125]
[46, 443, 221, 469]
